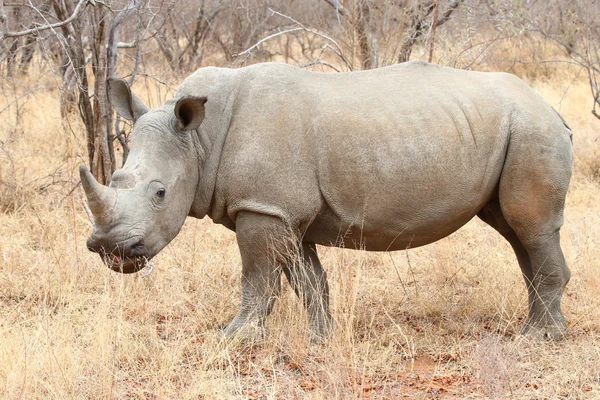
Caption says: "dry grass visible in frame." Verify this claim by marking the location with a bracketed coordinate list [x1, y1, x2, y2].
[1, 64, 599, 399]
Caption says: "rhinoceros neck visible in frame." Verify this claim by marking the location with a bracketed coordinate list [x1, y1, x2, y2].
[184, 68, 241, 220]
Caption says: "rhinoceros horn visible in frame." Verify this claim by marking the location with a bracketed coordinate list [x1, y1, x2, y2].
[79, 163, 116, 222]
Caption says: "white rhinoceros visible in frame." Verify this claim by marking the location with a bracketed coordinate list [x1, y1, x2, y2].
[80, 61, 573, 340]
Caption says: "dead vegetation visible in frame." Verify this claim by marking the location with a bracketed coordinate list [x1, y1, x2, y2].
[1, 0, 600, 398]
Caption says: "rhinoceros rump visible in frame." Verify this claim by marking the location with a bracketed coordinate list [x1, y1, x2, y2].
[81, 62, 573, 341]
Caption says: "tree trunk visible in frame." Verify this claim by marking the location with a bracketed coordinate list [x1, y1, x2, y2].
[19, 0, 52, 74]
[398, 0, 463, 64]
[355, 2, 373, 70]
[427, 0, 440, 63]
[5, 5, 19, 76]
[19, 35, 36, 73]
[52, 0, 117, 184]
[90, 5, 115, 185]
[5, 37, 18, 76]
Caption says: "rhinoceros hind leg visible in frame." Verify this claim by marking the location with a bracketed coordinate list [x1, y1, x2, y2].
[222, 212, 287, 340]
[479, 196, 569, 340]
[492, 136, 572, 340]
[477, 199, 535, 324]
[516, 230, 569, 340]
[282, 242, 333, 341]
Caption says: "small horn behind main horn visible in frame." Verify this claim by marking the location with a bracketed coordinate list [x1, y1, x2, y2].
[79, 164, 116, 222]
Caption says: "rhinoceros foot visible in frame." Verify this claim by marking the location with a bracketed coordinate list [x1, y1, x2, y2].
[520, 314, 568, 341]
[220, 320, 269, 345]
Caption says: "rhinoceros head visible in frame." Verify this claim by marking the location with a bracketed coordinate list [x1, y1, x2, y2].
[81, 79, 207, 273]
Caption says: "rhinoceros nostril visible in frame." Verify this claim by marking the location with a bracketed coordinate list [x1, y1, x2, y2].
[129, 242, 145, 257]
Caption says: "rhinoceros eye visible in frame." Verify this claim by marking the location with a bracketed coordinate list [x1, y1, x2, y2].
[156, 188, 165, 198]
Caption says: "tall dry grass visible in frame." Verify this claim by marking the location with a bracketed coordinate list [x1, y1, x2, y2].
[1, 63, 599, 399]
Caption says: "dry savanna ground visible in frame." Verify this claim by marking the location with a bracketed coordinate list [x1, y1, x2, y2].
[1, 63, 599, 399]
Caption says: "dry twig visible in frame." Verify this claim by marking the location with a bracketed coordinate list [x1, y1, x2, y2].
[0, 0, 89, 40]
[235, 8, 353, 71]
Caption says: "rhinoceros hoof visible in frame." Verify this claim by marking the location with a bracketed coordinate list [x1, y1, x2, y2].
[308, 329, 329, 344]
[520, 319, 568, 341]
[308, 318, 335, 343]
[221, 322, 269, 344]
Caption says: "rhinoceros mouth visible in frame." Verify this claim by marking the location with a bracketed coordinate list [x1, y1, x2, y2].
[103, 254, 149, 274]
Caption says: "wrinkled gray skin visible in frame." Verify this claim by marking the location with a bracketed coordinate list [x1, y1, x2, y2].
[82, 61, 573, 341]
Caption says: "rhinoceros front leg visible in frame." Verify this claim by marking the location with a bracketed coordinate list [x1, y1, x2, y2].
[282, 242, 333, 341]
[222, 211, 288, 339]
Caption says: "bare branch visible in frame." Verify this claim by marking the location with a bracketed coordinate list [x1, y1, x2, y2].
[398, 0, 463, 63]
[523, 14, 600, 121]
[0, 0, 89, 39]
[117, 41, 136, 48]
[0, 85, 46, 115]
[235, 8, 353, 71]
[322, 0, 344, 17]
[301, 60, 340, 72]
[514, 59, 583, 67]
[300, 43, 343, 72]
[528, 25, 600, 75]
[107, 0, 138, 79]
[0, 0, 8, 36]
[436, 0, 464, 27]
[235, 27, 304, 56]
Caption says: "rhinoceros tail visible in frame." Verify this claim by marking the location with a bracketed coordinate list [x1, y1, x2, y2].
[553, 108, 573, 143]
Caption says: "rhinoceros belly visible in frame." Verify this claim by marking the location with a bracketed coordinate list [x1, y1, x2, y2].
[304, 193, 486, 251]
[303, 99, 509, 251]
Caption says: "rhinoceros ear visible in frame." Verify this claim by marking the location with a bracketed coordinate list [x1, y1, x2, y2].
[108, 78, 149, 122]
[174, 96, 207, 131]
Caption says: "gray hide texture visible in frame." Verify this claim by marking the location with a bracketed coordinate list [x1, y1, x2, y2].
[81, 61, 573, 341]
